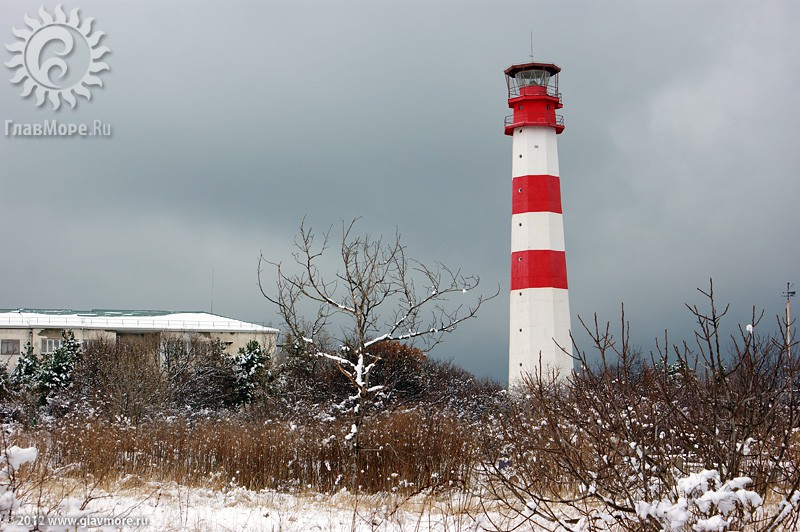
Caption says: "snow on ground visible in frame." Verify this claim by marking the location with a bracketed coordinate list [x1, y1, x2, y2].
[5, 482, 500, 531]
[2, 474, 793, 531]
[0, 446, 788, 531]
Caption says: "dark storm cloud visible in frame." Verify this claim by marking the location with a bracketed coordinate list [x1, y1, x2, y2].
[2, 1, 799, 382]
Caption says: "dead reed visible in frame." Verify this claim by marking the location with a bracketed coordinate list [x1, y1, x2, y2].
[15, 408, 479, 495]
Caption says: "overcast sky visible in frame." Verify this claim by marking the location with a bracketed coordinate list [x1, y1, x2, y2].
[2, 1, 799, 383]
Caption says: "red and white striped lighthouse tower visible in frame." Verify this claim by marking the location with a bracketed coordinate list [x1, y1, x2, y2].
[504, 61, 572, 386]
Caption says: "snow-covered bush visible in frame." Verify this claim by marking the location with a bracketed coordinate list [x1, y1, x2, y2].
[9, 343, 37, 389]
[35, 330, 81, 393]
[232, 340, 269, 404]
[0, 444, 37, 520]
[636, 470, 763, 531]
[0, 369, 10, 403]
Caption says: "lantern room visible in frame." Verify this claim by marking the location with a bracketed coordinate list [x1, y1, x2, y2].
[504, 62, 564, 135]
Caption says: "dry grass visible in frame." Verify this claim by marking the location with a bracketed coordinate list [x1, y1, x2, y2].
[14, 408, 478, 496]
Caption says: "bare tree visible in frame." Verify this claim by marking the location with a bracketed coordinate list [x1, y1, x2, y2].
[258, 219, 496, 456]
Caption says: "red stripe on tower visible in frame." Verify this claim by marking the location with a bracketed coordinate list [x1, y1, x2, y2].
[512, 174, 562, 214]
[510, 250, 568, 290]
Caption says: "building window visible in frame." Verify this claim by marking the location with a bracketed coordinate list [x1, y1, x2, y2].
[41, 338, 63, 354]
[0, 340, 20, 356]
[81, 339, 98, 351]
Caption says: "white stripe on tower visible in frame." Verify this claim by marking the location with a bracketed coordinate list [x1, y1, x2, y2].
[504, 62, 573, 387]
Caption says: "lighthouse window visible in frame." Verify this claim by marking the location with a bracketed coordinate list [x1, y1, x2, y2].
[518, 188, 522, 193]
[519, 223, 522, 227]
[519, 329, 523, 332]
[519, 154, 522, 158]
[518, 105, 523, 110]
[518, 257, 522, 262]
[546, 104, 550, 110]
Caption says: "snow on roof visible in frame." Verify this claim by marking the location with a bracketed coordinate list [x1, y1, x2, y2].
[0, 309, 278, 333]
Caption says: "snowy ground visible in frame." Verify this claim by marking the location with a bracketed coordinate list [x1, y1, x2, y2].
[0, 446, 791, 531]
[3, 475, 794, 531]
[6, 481, 503, 531]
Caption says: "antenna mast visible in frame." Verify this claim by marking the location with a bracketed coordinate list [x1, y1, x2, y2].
[784, 282, 795, 357]
[211, 268, 215, 314]
[529, 31, 534, 60]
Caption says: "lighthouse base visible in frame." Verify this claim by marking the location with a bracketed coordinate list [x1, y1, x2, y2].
[509, 287, 573, 386]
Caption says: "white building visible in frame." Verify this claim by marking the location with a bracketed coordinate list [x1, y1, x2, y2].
[0, 309, 278, 367]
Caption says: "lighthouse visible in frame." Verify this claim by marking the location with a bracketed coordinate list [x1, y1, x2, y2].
[504, 61, 573, 386]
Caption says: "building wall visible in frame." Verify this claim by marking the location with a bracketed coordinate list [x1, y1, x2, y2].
[0, 327, 278, 369]
[0, 327, 117, 368]
[210, 330, 277, 356]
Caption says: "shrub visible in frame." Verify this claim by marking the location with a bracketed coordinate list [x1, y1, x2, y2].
[35, 330, 81, 393]
[480, 284, 800, 531]
[161, 336, 238, 410]
[231, 340, 269, 405]
[9, 343, 37, 389]
[367, 341, 427, 402]
[71, 336, 168, 422]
